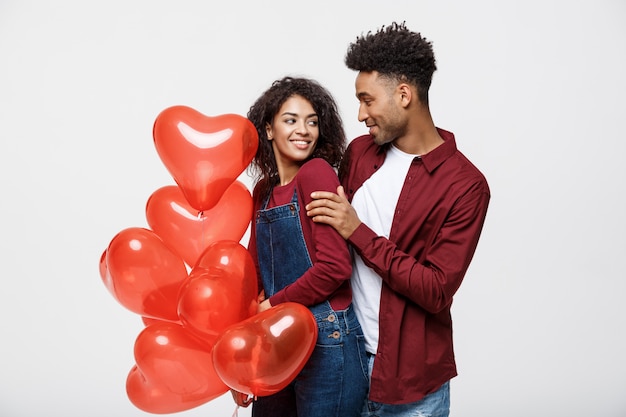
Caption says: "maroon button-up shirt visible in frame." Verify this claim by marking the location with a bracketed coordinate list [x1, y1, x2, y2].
[343, 129, 490, 404]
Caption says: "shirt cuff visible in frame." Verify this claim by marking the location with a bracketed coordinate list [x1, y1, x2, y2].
[268, 292, 287, 306]
[348, 222, 378, 253]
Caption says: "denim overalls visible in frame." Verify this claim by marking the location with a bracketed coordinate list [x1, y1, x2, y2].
[252, 189, 369, 417]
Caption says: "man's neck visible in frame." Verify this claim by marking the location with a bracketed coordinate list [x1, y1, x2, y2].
[394, 110, 443, 155]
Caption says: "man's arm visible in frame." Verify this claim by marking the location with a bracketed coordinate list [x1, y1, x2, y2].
[309, 182, 490, 314]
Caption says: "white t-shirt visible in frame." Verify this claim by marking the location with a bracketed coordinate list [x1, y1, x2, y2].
[351, 144, 417, 354]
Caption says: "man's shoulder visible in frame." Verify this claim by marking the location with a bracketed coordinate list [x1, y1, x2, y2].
[454, 150, 488, 181]
[348, 134, 372, 148]
[446, 150, 490, 197]
[348, 134, 378, 156]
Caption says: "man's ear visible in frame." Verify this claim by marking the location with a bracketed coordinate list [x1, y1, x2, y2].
[398, 83, 413, 108]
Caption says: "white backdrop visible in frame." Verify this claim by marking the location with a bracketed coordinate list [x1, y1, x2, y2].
[1, 1, 625, 416]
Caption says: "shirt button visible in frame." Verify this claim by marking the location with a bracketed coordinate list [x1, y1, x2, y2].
[327, 314, 336, 322]
[330, 331, 340, 339]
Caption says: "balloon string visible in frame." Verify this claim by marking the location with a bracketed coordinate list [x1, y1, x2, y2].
[229, 395, 254, 416]
[198, 210, 206, 243]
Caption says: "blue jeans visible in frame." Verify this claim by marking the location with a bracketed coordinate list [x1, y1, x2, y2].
[252, 304, 369, 417]
[362, 355, 450, 417]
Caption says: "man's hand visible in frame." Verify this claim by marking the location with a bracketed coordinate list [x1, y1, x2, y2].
[305, 186, 361, 240]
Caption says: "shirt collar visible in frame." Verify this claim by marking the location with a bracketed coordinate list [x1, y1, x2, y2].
[420, 128, 457, 173]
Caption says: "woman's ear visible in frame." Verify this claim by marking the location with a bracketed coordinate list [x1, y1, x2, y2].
[265, 123, 273, 140]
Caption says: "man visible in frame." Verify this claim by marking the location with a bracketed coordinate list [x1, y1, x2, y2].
[305, 22, 490, 416]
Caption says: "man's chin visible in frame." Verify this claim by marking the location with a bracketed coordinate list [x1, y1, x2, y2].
[372, 135, 391, 146]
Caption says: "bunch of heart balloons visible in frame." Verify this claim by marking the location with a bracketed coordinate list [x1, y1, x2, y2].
[98, 106, 318, 414]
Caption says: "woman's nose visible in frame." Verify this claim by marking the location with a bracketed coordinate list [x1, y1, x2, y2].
[295, 121, 309, 135]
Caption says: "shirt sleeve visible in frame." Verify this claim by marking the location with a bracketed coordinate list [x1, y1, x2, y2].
[349, 180, 490, 314]
[269, 159, 352, 307]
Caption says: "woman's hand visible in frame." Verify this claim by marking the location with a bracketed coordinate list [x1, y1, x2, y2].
[258, 298, 272, 313]
[230, 390, 253, 407]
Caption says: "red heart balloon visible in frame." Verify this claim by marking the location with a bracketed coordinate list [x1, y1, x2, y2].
[146, 181, 252, 267]
[98, 249, 116, 298]
[105, 227, 188, 321]
[153, 106, 258, 212]
[178, 240, 258, 339]
[193, 238, 258, 274]
[127, 365, 216, 414]
[141, 316, 164, 327]
[127, 322, 228, 414]
[212, 302, 318, 397]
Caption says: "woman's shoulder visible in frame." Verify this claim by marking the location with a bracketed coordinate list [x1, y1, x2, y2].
[299, 158, 335, 175]
[295, 158, 339, 194]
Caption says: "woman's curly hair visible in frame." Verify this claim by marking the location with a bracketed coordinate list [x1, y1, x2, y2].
[345, 21, 437, 104]
[247, 76, 346, 199]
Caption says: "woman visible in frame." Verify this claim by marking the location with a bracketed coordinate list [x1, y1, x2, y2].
[241, 76, 368, 417]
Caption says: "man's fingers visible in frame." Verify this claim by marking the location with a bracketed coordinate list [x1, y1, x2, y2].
[306, 197, 336, 212]
[307, 204, 333, 218]
[309, 213, 330, 223]
[310, 190, 338, 201]
[337, 185, 347, 199]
